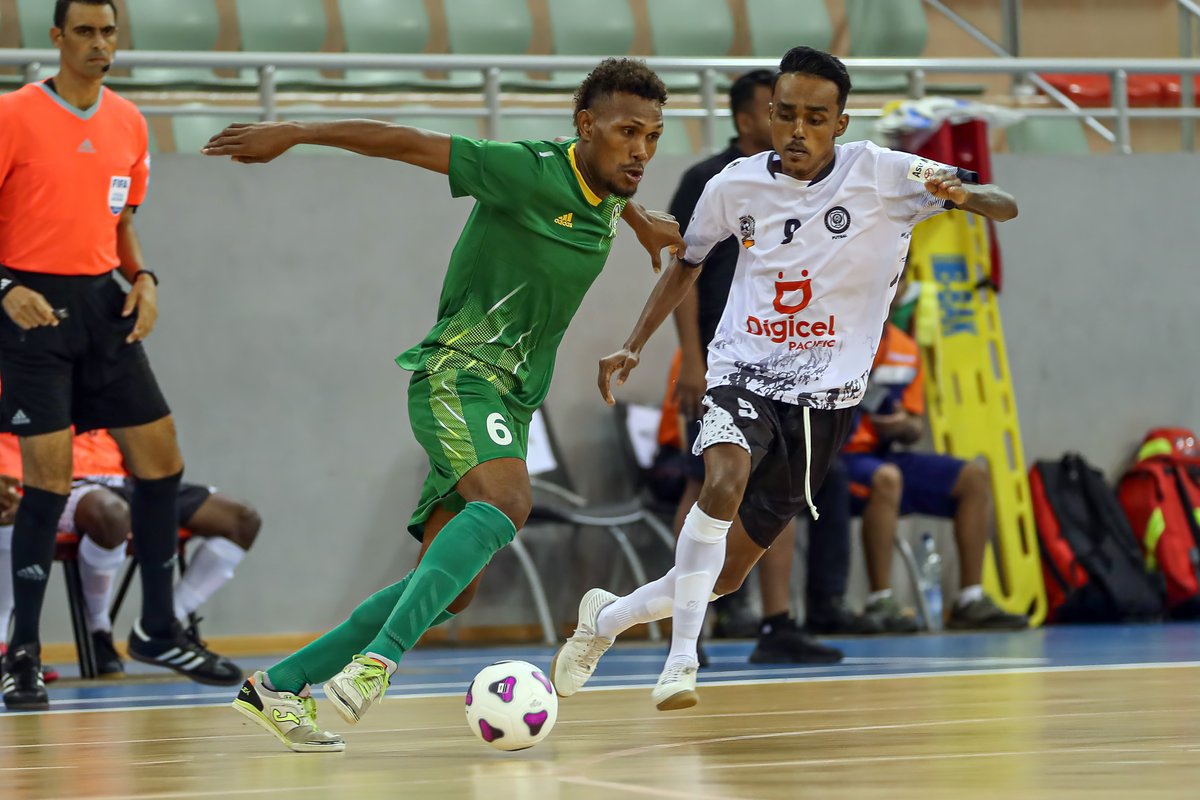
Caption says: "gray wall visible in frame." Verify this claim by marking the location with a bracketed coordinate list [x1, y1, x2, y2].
[35, 153, 1200, 644]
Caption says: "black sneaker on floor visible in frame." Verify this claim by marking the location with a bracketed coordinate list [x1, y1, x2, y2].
[2, 642, 49, 711]
[127, 620, 243, 686]
[91, 630, 125, 678]
[805, 595, 884, 635]
[946, 596, 1030, 631]
[749, 617, 843, 664]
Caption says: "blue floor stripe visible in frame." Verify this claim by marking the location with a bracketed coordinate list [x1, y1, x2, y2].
[17, 623, 1200, 714]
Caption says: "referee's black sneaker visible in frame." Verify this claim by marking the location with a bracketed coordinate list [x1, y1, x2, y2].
[2, 642, 50, 711]
[127, 620, 243, 686]
[749, 615, 844, 664]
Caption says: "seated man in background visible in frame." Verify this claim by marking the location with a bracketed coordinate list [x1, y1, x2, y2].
[0, 430, 259, 677]
[844, 278, 1028, 632]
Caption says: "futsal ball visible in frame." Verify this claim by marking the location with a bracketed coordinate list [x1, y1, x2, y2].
[465, 660, 558, 751]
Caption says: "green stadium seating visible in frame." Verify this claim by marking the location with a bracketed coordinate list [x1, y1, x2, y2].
[124, 0, 220, 88]
[543, 0, 636, 90]
[442, 0, 533, 90]
[235, 0, 327, 87]
[339, 0, 435, 90]
[745, 0, 834, 56]
[1004, 117, 1091, 154]
[644, 0, 735, 92]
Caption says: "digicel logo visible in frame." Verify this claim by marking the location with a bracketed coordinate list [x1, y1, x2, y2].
[747, 270, 837, 350]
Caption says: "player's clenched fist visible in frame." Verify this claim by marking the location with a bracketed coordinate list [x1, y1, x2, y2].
[923, 168, 969, 206]
[598, 348, 641, 406]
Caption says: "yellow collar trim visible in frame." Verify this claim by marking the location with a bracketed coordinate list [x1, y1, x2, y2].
[568, 142, 603, 207]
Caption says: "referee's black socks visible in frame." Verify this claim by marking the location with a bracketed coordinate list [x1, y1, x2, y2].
[9, 487, 69, 647]
[130, 470, 183, 638]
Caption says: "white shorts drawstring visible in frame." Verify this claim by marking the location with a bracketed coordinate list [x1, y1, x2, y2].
[803, 405, 820, 520]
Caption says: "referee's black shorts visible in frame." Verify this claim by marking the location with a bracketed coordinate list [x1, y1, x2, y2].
[0, 268, 170, 436]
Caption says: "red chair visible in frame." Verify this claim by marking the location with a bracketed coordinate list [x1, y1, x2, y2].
[1157, 74, 1200, 106]
[56, 529, 192, 679]
[1038, 73, 1166, 107]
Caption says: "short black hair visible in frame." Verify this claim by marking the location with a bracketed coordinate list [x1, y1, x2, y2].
[574, 58, 668, 131]
[729, 69, 776, 118]
[778, 46, 851, 110]
[54, 0, 118, 30]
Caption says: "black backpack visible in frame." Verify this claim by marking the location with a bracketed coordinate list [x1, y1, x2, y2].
[1029, 453, 1165, 623]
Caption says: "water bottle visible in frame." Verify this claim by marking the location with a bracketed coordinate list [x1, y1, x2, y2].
[920, 532, 944, 631]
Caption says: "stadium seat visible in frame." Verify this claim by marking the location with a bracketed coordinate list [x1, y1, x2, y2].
[543, 0, 636, 90]
[644, 0, 735, 92]
[1004, 117, 1091, 154]
[395, 110, 483, 140]
[845, 0, 983, 95]
[442, 0, 533, 90]
[171, 112, 259, 155]
[745, 0, 834, 56]
[14, 0, 57, 81]
[124, 0, 220, 88]
[235, 0, 328, 88]
[1037, 73, 1167, 108]
[338, 0, 435, 90]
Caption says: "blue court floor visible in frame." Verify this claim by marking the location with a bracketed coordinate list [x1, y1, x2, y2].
[21, 623, 1200, 714]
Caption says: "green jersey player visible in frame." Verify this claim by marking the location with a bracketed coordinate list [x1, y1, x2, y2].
[202, 59, 680, 752]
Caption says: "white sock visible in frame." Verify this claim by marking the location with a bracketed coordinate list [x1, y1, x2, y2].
[666, 504, 731, 668]
[957, 584, 984, 607]
[79, 536, 129, 633]
[0, 525, 13, 637]
[174, 537, 247, 622]
[867, 589, 894, 604]
[597, 569, 677, 639]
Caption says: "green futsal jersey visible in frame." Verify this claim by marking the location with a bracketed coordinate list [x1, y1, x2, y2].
[396, 136, 628, 420]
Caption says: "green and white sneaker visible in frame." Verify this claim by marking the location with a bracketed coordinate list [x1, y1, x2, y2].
[550, 588, 618, 697]
[231, 671, 345, 753]
[323, 655, 389, 725]
[652, 659, 699, 712]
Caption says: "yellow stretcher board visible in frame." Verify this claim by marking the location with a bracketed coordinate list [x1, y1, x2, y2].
[908, 211, 1047, 626]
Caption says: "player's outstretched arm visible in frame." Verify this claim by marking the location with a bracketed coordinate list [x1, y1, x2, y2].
[924, 169, 1018, 222]
[598, 257, 702, 405]
[621, 202, 687, 274]
[202, 120, 452, 174]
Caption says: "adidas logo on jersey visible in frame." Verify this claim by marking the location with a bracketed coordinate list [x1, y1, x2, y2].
[554, 213, 573, 228]
[78, 138, 96, 154]
[10, 409, 30, 426]
[16, 564, 47, 582]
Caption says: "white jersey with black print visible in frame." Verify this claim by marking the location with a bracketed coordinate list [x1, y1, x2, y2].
[682, 140, 973, 410]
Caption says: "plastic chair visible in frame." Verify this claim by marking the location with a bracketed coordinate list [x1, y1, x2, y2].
[339, 0, 435, 90]
[542, 0, 636, 90]
[124, 0, 220, 87]
[1004, 118, 1090, 155]
[845, 0, 983, 95]
[235, 0, 328, 87]
[644, 0, 735, 92]
[171, 112, 259, 155]
[442, 0, 533, 90]
[1037, 74, 1172, 108]
[745, 0, 833, 56]
[14, 0, 57, 81]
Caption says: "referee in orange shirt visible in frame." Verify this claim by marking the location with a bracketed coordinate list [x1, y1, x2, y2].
[0, 0, 238, 710]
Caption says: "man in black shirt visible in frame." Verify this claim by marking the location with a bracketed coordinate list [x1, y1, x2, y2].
[666, 71, 874, 664]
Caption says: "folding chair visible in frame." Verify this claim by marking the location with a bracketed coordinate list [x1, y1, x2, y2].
[525, 408, 678, 642]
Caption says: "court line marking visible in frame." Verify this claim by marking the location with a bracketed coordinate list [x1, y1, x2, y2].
[0, 693, 1118, 751]
[8, 659, 1198, 720]
[702, 744, 1190, 770]
[557, 775, 750, 800]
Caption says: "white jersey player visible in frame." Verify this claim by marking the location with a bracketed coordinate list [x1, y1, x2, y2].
[553, 46, 1019, 710]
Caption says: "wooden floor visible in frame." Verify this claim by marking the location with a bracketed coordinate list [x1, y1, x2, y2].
[2, 665, 1198, 800]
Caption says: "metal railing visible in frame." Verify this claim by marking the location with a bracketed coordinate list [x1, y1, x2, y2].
[3, 50, 1199, 154]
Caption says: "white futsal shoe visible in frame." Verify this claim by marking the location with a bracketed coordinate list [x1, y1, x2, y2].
[550, 588, 618, 697]
[652, 659, 699, 712]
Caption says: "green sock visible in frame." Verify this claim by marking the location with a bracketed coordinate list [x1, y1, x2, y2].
[266, 570, 457, 693]
[363, 501, 516, 664]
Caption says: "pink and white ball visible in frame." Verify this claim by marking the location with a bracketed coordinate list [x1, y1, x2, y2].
[465, 660, 559, 751]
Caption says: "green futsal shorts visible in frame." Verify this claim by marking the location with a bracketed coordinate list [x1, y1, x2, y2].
[406, 369, 529, 539]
